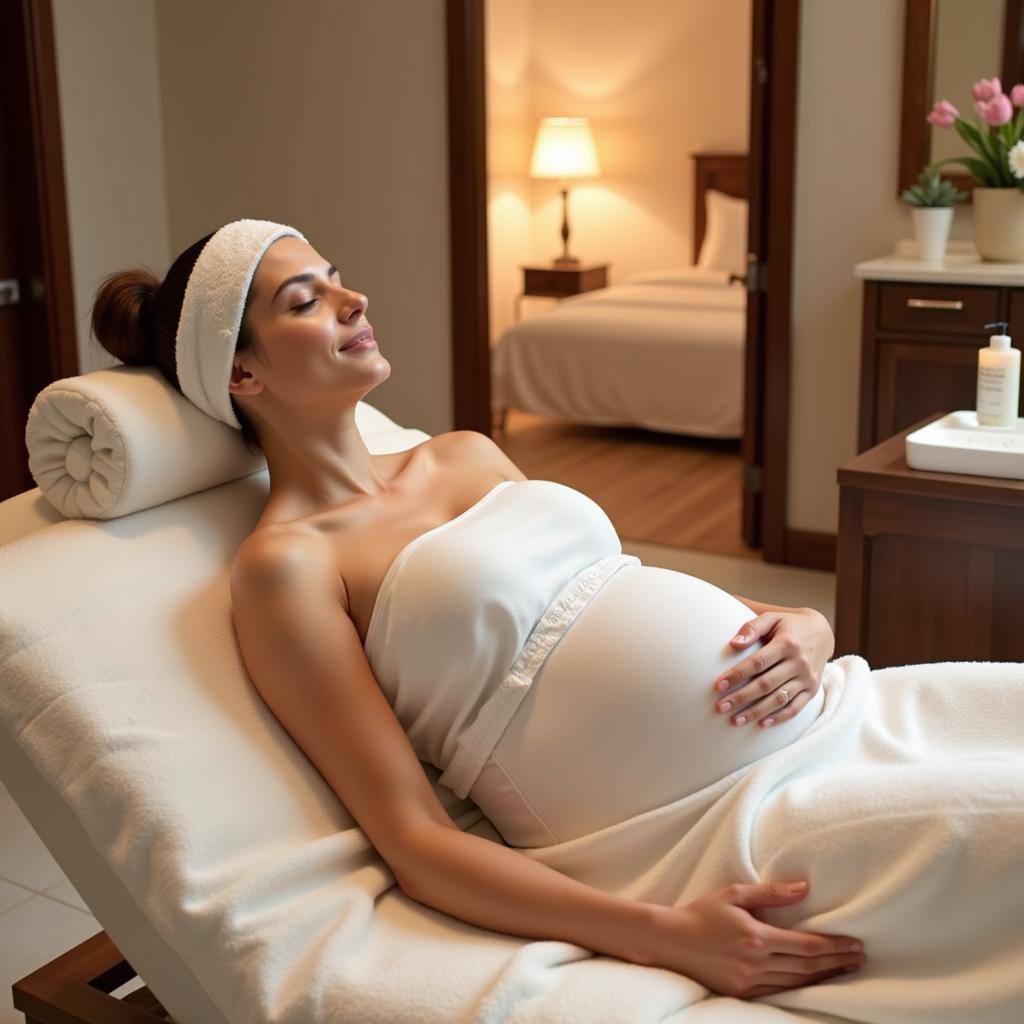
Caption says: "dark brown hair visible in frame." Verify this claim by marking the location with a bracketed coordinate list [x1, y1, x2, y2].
[91, 233, 262, 455]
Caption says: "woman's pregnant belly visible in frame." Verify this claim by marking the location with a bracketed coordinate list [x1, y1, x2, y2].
[469, 564, 826, 848]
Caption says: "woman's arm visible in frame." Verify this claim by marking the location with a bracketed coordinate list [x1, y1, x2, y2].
[398, 814, 659, 961]
[396, 822, 867, 999]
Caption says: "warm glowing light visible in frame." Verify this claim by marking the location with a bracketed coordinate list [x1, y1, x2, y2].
[529, 118, 601, 179]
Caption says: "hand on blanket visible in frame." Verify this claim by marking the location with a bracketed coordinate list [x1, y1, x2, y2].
[647, 881, 866, 999]
[712, 607, 834, 728]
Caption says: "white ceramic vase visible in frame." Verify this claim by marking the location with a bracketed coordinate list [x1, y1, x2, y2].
[972, 187, 1024, 262]
[910, 206, 954, 262]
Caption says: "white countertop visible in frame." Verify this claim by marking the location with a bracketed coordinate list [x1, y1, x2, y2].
[855, 240, 1024, 286]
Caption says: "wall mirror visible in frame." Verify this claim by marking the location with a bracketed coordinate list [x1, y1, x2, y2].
[898, 0, 1024, 196]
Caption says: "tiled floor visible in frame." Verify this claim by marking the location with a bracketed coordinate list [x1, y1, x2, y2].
[0, 542, 834, 1021]
[0, 783, 102, 1023]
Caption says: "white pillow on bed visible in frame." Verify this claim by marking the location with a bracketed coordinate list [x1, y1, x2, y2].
[696, 189, 748, 276]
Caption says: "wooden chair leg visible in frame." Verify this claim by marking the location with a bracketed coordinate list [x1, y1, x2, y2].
[13, 930, 173, 1023]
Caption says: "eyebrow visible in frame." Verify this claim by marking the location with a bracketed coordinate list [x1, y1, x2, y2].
[271, 264, 338, 304]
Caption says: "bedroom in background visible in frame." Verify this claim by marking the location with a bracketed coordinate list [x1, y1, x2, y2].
[483, 0, 759, 560]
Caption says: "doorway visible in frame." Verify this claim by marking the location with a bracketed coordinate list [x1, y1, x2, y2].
[446, 0, 803, 566]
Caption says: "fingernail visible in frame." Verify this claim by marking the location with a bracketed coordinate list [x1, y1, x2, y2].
[788, 882, 807, 893]
[719, 701, 732, 712]
[734, 715, 746, 726]
[761, 717, 774, 728]
[731, 634, 746, 643]
[715, 680, 728, 692]
[849, 942, 863, 952]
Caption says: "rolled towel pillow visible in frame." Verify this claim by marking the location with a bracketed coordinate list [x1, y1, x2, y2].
[25, 366, 418, 519]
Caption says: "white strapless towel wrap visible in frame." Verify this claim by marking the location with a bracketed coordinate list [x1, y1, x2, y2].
[438, 551, 640, 798]
[362, 479, 640, 784]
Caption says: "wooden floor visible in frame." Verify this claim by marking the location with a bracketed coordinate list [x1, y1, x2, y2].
[493, 410, 760, 560]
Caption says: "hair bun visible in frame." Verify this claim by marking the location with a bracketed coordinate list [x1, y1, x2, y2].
[91, 269, 162, 365]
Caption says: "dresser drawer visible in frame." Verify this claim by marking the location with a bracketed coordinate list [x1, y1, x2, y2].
[877, 282, 1000, 336]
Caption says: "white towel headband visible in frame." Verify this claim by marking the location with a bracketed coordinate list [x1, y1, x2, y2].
[175, 219, 307, 428]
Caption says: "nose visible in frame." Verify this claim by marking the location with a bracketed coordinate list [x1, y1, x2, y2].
[335, 286, 368, 324]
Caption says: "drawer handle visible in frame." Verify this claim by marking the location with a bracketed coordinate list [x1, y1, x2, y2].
[906, 298, 964, 311]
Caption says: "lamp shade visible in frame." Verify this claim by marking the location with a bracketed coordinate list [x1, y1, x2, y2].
[529, 117, 600, 179]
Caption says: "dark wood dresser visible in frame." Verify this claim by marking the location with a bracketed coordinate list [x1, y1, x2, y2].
[835, 413, 1024, 669]
[856, 253, 1024, 452]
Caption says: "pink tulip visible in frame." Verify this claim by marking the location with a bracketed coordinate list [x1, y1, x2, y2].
[927, 99, 959, 128]
[971, 77, 1002, 101]
[976, 93, 1014, 126]
[1011, 84, 1024, 107]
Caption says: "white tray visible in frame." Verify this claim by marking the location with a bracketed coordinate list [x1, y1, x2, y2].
[905, 411, 1024, 480]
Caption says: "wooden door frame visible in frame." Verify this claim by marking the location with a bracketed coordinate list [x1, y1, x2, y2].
[3, 0, 78, 379]
[0, 0, 78, 499]
[444, 0, 832, 570]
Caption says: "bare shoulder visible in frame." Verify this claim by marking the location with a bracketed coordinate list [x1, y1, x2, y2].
[231, 523, 332, 593]
[434, 430, 528, 481]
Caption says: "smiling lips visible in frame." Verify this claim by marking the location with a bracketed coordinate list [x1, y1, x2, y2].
[340, 328, 376, 352]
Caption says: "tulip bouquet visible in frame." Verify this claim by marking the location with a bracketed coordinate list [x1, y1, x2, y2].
[927, 77, 1024, 187]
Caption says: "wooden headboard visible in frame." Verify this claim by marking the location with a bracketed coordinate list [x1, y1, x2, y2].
[692, 152, 749, 260]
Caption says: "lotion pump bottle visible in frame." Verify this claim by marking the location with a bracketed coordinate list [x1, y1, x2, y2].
[977, 321, 1021, 427]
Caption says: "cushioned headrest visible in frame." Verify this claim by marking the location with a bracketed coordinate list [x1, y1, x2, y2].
[25, 366, 407, 520]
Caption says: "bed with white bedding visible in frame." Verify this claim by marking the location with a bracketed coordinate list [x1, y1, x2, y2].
[493, 268, 746, 437]
[492, 154, 750, 439]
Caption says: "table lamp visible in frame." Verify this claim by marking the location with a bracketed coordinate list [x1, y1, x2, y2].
[529, 116, 600, 266]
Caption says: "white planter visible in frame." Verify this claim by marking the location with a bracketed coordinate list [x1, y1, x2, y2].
[972, 187, 1024, 261]
[910, 206, 954, 262]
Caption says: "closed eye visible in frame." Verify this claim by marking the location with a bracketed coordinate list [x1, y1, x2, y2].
[292, 297, 318, 313]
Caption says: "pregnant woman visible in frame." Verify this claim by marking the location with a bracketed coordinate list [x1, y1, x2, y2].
[91, 220, 1023, 1016]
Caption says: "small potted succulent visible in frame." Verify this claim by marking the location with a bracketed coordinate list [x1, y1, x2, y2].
[900, 166, 967, 262]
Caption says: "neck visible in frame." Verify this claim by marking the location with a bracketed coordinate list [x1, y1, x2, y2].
[253, 401, 394, 522]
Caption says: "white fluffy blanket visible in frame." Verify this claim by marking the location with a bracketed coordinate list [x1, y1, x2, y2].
[519, 654, 1024, 1024]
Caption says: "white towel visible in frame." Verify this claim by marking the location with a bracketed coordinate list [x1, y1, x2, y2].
[24, 367, 404, 519]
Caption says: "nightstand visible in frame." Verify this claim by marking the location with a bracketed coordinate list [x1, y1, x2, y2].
[835, 412, 1024, 668]
[517, 263, 609, 319]
[522, 263, 609, 297]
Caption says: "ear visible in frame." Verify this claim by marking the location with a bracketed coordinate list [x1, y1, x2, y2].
[228, 361, 264, 398]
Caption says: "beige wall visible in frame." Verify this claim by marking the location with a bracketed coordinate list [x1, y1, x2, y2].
[51, 0, 937, 540]
[155, 0, 452, 435]
[52, 0, 452, 435]
[486, 0, 534, 346]
[51, 0, 171, 375]
[790, 0, 919, 534]
[487, 0, 751, 344]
